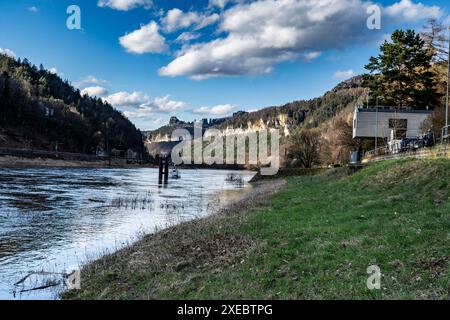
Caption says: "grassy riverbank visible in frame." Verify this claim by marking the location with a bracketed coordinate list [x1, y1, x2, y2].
[65, 159, 450, 300]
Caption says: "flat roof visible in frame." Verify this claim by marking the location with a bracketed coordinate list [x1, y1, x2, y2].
[356, 107, 431, 114]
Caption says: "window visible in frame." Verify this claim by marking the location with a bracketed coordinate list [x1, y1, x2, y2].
[389, 119, 407, 129]
[389, 119, 407, 139]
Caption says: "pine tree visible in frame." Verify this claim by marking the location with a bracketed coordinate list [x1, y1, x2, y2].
[363, 29, 440, 109]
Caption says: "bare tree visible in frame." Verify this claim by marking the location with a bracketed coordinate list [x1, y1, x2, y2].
[329, 116, 356, 164]
[288, 128, 321, 168]
[422, 18, 449, 63]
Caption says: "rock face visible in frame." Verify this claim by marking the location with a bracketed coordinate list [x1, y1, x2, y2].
[145, 76, 365, 146]
[169, 116, 183, 125]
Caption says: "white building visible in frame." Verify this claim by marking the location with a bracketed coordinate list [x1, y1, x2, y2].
[352, 107, 431, 140]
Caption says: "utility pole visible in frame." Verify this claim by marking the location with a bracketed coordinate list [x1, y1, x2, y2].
[375, 96, 384, 152]
[366, 88, 370, 109]
[446, 26, 450, 139]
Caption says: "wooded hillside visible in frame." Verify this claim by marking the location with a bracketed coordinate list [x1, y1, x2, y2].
[0, 54, 145, 157]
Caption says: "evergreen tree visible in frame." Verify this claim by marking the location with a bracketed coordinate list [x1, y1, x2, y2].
[0, 53, 146, 157]
[363, 29, 440, 109]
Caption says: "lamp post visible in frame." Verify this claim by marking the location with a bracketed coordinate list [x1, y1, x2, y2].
[375, 96, 384, 151]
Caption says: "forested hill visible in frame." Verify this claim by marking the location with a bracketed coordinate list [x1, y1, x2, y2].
[146, 76, 365, 142]
[0, 54, 144, 156]
[214, 76, 364, 131]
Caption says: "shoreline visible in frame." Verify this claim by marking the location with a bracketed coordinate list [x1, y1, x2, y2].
[62, 178, 286, 300]
[0, 155, 261, 172]
[63, 159, 450, 300]
[0, 155, 158, 169]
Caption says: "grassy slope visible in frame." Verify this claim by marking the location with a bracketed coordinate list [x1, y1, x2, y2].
[67, 159, 450, 299]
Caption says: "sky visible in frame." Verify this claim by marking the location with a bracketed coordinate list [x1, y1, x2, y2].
[0, 0, 449, 130]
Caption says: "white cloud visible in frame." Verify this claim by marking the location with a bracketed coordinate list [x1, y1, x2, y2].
[332, 69, 355, 79]
[123, 108, 152, 119]
[176, 32, 201, 43]
[48, 68, 58, 74]
[193, 104, 235, 116]
[149, 95, 187, 112]
[28, 6, 39, 13]
[196, 13, 221, 30]
[159, 0, 442, 80]
[81, 86, 109, 97]
[385, 0, 441, 22]
[105, 91, 149, 108]
[119, 21, 168, 54]
[162, 8, 220, 33]
[105, 91, 187, 115]
[98, 0, 153, 11]
[209, 0, 235, 9]
[0, 48, 16, 58]
[303, 51, 321, 62]
[75, 75, 109, 88]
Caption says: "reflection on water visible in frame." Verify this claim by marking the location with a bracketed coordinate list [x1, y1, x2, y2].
[0, 167, 254, 300]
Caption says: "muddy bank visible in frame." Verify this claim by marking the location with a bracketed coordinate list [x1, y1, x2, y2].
[62, 178, 285, 300]
[249, 167, 326, 182]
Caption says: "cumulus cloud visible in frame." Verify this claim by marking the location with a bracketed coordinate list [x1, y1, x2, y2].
[159, 0, 442, 80]
[162, 8, 220, 33]
[385, 0, 441, 22]
[120, 21, 168, 54]
[149, 95, 187, 112]
[123, 108, 152, 119]
[98, 0, 153, 11]
[333, 69, 355, 79]
[0, 48, 16, 58]
[28, 6, 39, 13]
[81, 86, 109, 97]
[193, 104, 235, 116]
[75, 75, 109, 89]
[105, 91, 187, 116]
[105, 91, 149, 108]
[209, 0, 236, 9]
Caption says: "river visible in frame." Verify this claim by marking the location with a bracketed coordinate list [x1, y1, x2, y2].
[0, 167, 255, 300]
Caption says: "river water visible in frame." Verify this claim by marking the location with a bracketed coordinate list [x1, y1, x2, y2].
[0, 167, 255, 300]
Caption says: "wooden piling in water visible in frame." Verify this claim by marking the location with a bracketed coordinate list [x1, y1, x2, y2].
[158, 156, 169, 184]
[164, 158, 169, 183]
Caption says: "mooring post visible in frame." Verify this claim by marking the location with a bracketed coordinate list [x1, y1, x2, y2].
[164, 157, 169, 183]
[158, 157, 163, 184]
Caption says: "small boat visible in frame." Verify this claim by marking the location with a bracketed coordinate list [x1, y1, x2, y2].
[225, 173, 244, 185]
[170, 168, 181, 179]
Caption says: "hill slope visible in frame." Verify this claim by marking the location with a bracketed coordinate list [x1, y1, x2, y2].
[0, 54, 144, 156]
[146, 76, 365, 142]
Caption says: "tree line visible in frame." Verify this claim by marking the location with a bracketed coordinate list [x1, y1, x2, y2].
[0, 54, 145, 157]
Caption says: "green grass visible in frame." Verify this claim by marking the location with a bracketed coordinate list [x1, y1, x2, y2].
[66, 159, 450, 300]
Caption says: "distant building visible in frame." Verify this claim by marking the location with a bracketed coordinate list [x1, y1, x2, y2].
[95, 146, 107, 157]
[126, 149, 137, 160]
[352, 107, 431, 140]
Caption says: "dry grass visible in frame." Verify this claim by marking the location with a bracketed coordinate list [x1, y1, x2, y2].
[64, 159, 450, 300]
[63, 179, 286, 300]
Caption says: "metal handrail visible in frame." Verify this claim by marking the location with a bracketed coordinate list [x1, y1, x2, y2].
[365, 146, 389, 157]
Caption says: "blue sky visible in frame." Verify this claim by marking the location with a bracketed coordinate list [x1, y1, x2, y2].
[0, 0, 449, 130]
